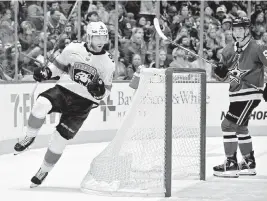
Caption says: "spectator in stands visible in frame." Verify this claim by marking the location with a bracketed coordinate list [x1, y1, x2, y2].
[47, 9, 64, 38]
[1, 44, 23, 79]
[190, 50, 214, 81]
[221, 18, 232, 31]
[97, 2, 109, 24]
[205, 26, 221, 50]
[127, 53, 142, 73]
[86, 11, 99, 23]
[48, 1, 67, 23]
[174, 26, 189, 44]
[0, 9, 14, 30]
[110, 3, 132, 39]
[144, 51, 155, 68]
[18, 21, 37, 52]
[110, 48, 127, 80]
[63, 22, 73, 39]
[224, 30, 234, 46]
[150, 48, 168, 68]
[169, 48, 189, 68]
[124, 65, 134, 80]
[260, 32, 267, 45]
[204, 6, 214, 17]
[139, 1, 156, 15]
[180, 3, 190, 18]
[228, 3, 239, 20]
[216, 6, 227, 24]
[251, 3, 263, 24]
[26, 1, 44, 31]
[122, 28, 147, 66]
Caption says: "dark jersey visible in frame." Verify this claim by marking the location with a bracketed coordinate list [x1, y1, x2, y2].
[221, 39, 267, 102]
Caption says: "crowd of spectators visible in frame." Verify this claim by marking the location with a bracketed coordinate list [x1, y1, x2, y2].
[0, 0, 267, 82]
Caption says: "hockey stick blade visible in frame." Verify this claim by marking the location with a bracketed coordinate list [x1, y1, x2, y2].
[153, 18, 168, 40]
[153, 18, 263, 93]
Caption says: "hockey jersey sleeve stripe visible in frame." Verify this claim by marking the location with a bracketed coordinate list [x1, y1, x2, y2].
[229, 90, 262, 97]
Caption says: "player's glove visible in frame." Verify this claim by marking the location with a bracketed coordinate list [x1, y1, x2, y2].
[33, 67, 52, 82]
[214, 63, 229, 79]
[263, 83, 267, 102]
[87, 78, 106, 100]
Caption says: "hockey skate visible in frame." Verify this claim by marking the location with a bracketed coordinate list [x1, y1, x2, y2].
[30, 168, 48, 188]
[239, 151, 256, 176]
[213, 152, 239, 178]
[14, 136, 35, 155]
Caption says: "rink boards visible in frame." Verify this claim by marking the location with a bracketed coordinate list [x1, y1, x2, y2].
[0, 81, 267, 154]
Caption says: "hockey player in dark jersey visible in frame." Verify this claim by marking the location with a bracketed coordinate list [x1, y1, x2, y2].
[13, 21, 115, 187]
[213, 17, 267, 177]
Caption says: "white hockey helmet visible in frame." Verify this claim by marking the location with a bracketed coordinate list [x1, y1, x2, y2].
[86, 21, 109, 44]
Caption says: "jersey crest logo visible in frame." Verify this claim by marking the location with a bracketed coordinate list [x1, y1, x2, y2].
[228, 54, 249, 84]
[72, 62, 97, 86]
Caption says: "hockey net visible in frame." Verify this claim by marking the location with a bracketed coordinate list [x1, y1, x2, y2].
[81, 68, 206, 197]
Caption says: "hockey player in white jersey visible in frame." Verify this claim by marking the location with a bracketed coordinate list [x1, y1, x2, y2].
[14, 21, 115, 187]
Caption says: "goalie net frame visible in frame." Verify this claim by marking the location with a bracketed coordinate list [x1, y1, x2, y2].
[81, 67, 206, 197]
[164, 67, 206, 197]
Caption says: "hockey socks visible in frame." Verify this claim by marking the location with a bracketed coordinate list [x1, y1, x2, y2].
[31, 131, 67, 187]
[237, 133, 256, 175]
[223, 132, 238, 156]
[14, 97, 52, 155]
[30, 149, 63, 188]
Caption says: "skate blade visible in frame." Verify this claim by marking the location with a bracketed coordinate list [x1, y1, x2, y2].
[239, 169, 256, 176]
[14, 147, 31, 156]
[213, 170, 239, 178]
[30, 183, 39, 188]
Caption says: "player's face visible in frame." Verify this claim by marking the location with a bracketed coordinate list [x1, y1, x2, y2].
[232, 27, 246, 42]
[90, 35, 108, 52]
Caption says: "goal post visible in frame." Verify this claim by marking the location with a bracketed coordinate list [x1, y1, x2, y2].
[81, 67, 206, 197]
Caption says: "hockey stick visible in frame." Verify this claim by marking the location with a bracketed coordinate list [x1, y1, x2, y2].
[153, 18, 264, 93]
[20, 52, 43, 65]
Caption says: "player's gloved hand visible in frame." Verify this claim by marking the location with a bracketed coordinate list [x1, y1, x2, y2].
[33, 67, 52, 82]
[214, 63, 229, 79]
[87, 78, 106, 100]
[263, 83, 267, 102]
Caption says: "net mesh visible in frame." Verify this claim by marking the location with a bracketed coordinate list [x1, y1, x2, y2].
[81, 69, 203, 196]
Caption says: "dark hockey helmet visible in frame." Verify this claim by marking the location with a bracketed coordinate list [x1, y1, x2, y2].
[232, 17, 251, 28]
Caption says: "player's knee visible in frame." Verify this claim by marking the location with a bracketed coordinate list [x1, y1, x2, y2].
[236, 125, 248, 134]
[48, 130, 68, 154]
[221, 118, 237, 132]
[56, 122, 77, 140]
[31, 96, 52, 119]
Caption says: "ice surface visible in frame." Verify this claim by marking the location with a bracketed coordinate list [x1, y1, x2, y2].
[0, 137, 267, 201]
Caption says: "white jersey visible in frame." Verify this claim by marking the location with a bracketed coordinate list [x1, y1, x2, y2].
[48, 41, 115, 103]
